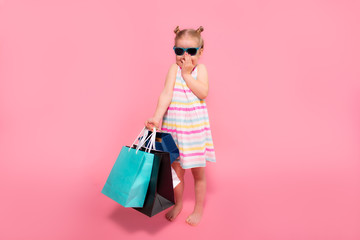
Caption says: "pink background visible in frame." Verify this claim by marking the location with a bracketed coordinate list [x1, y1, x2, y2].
[1, 0, 360, 239]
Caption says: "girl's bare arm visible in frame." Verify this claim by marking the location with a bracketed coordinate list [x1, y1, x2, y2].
[152, 63, 178, 122]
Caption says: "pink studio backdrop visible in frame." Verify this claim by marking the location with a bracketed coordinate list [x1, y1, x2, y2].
[1, 0, 360, 239]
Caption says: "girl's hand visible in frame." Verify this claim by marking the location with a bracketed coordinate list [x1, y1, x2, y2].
[144, 117, 161, 131]
[180, 52, 194, 77]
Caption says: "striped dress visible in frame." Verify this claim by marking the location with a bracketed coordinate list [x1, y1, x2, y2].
[161, 64, 216, 169]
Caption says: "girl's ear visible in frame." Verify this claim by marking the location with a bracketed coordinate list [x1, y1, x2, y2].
[199, 48, 204, 56]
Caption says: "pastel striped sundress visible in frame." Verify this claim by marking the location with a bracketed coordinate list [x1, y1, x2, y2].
[161, 64, 216, 169]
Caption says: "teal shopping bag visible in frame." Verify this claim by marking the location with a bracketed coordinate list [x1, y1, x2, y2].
[101, 128, 157, 207]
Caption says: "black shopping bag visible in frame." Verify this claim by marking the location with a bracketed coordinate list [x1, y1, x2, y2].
[131, 145, 175, 217]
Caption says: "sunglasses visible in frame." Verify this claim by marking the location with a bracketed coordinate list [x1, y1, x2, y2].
[173, 46, 200, 56]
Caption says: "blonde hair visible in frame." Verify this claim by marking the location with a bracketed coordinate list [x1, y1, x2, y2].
[174, 26, 204, 49]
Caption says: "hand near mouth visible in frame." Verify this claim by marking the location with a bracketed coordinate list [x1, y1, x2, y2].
[180, 52, 195, 77]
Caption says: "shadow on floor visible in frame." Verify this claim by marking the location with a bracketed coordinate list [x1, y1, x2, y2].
[108, 206, 170, 234]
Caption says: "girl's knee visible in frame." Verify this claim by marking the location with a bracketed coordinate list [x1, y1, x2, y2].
[191, 167, 205, 181]
[172, 162, 185, 179]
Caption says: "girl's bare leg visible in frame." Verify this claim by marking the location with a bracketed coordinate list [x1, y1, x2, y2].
[186, 167, 206, 226]
[165, 161, 185, 221]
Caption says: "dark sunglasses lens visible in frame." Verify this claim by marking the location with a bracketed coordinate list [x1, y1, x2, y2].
[187, 48, 198, 56]
[174, 48, 184, 55]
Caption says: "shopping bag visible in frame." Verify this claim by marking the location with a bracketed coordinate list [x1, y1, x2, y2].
[141, 130, 181, 189]
[142, 131, 179, 164]
[171, 167, 181, 188]
[101, 128, 157, 207]
[132, 145, 175, 217]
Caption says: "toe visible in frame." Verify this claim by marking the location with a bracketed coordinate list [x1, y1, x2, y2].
[166, 213, 173, 221]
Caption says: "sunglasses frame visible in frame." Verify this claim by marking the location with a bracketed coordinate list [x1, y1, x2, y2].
[173, 46, 201, 56]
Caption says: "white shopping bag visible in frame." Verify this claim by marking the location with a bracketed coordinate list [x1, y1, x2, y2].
[171, 167, 181, 188]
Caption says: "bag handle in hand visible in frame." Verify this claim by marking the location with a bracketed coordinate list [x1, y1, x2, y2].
[128, 127, 156, 154]
[143, 127, 156, 152]
[129, 127, 151, 153]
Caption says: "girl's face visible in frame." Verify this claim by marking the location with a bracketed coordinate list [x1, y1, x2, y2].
[175, 36, 203, 68]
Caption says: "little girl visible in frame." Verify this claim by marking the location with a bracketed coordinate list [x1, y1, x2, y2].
[144, 26, 216, 226]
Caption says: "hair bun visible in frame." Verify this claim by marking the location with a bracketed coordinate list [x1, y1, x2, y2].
[196, 26, 204, 34]
[174, 26, 180, 34]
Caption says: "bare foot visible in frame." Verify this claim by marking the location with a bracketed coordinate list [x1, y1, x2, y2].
[165, 204, 183, 221]
[186, 209, 203, 226]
